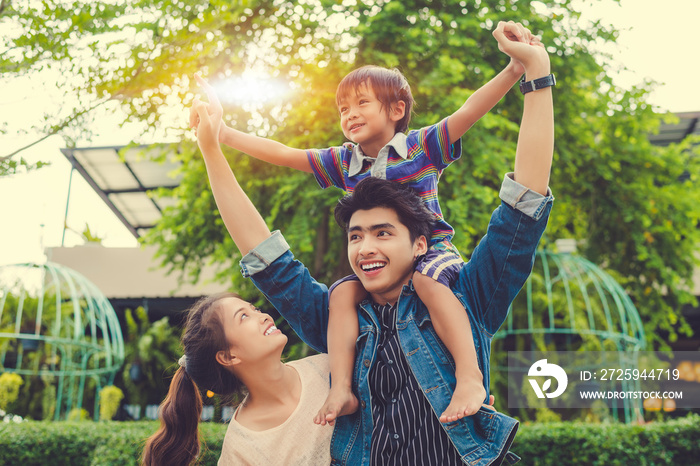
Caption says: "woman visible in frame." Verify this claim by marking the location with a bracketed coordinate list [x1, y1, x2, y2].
[141, 292, 332, 465]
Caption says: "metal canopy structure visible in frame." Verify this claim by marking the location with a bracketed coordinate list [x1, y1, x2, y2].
[649, 111, 700, 146]
[60, 145, 182, 238]
[494, 250, 646, 424]
[0, 262, 125, 421]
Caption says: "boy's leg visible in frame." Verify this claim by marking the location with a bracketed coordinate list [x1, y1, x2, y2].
[313, 278, 365, 426]
[413, 271, 486, 423]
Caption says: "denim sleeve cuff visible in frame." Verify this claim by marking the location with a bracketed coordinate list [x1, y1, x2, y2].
[239, 230, 290, 277]
[499, 172, 554, 221]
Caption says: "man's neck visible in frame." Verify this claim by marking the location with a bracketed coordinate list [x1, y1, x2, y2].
[369, 290, 400, 307]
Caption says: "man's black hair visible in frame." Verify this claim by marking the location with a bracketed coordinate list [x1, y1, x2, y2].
[334, 177, 436, 243]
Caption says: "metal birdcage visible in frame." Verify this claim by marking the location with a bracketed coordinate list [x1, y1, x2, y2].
[494, 249, 647, 423]
[0, 262, 124, 420]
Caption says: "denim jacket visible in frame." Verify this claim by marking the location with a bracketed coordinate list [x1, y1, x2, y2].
[240, 173, 554, 465]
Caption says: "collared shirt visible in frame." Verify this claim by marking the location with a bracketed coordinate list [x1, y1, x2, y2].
[306, 118, 462, 243]
[348, 132, 408, 179]
[369, 302, 463, 466]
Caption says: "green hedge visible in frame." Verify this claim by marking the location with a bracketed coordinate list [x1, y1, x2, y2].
[511, 414, 700, 465]
[0, 421, 227, 466]
[0, 416, 698, 465]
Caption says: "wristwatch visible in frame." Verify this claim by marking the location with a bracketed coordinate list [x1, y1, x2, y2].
[519, 73, 556, 95]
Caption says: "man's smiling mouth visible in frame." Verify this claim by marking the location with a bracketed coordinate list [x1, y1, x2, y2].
[360, 261, 386, 272]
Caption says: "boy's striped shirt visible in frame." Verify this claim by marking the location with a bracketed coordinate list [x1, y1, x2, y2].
[306, 117, 462, 244]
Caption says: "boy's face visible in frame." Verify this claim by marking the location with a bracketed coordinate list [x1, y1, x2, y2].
[337, 83, 405, 156]
[346, 206, 427, 304]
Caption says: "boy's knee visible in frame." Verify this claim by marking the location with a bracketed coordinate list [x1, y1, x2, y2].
[330, 277, 367, 305]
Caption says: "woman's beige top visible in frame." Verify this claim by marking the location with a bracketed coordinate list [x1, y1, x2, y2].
[218, 354, 332, 465]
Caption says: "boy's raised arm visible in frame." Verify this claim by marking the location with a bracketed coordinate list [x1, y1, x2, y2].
[191, 74, 313, 173]
[191, 78, 273, 256]
[445, 21, 532, 144]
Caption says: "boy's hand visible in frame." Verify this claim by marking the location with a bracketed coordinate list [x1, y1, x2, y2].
[493, 21, 549, 77]
[498, 20, 531, 76]
[192, 75, 223, 154]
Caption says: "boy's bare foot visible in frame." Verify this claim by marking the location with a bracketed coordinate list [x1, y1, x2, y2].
[313, 386, 359, 426]
[439, 377, 487, 423]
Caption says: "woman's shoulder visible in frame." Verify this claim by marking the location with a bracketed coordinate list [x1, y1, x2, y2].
[289, 353, 329, 371]
[288, 353, 329, 382]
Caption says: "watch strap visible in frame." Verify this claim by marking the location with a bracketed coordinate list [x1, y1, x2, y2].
[519, 73, 556, 94]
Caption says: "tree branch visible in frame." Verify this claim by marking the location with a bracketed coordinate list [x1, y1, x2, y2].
[0, 99, 109, 161]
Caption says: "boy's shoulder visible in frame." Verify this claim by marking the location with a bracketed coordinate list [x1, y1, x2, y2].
[311, 142, 356, 157]
[406, 118, 448, 137]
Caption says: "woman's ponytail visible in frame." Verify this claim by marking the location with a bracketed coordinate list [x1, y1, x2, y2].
[141, 367, 203, 466]
[142, 293, 245, 465]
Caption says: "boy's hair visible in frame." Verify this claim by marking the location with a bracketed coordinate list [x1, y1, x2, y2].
[334, 177, 435, 243]
[336, 65, 414, 133]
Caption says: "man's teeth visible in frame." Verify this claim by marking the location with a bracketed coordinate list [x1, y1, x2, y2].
[264, 326, 277, 336]
[361, 262, 385, 271]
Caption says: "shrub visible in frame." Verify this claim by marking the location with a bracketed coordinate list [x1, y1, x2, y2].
[511, 414, 700, 465]
[66, 408, 90, 422]
[0, 372, 23, 411]
[99, 386, 124, 421]
[0, 416, 698, 465]
[0, 420, 226, 466]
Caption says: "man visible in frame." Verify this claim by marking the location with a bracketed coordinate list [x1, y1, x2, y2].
[192, 20, 554, 466]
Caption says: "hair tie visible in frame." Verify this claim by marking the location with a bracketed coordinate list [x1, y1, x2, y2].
[178, 355, 187, 368]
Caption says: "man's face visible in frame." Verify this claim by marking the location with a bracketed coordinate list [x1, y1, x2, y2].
[346, 206, 427, 304]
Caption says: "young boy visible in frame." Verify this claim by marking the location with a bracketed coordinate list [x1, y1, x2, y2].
[192, 22, 533, 425]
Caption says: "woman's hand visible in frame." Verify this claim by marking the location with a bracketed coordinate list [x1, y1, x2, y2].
[191, 74, 223, 154]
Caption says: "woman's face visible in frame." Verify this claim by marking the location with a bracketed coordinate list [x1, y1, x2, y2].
[216, 297, 287, 365]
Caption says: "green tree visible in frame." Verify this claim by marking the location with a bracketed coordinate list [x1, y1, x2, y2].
[2, 0, 698, 351]
[0, 155, 48, 178]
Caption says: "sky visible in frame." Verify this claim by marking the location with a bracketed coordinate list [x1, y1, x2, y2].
[1, 0, 699, 267]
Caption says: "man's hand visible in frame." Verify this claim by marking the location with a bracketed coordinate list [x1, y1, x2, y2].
[493, 21, 549, 78]
[497, 20, 536, 77]
[483, 394, 497, 411]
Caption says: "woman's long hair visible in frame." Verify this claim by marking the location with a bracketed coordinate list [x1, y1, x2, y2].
[142, 292, 245, 466]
